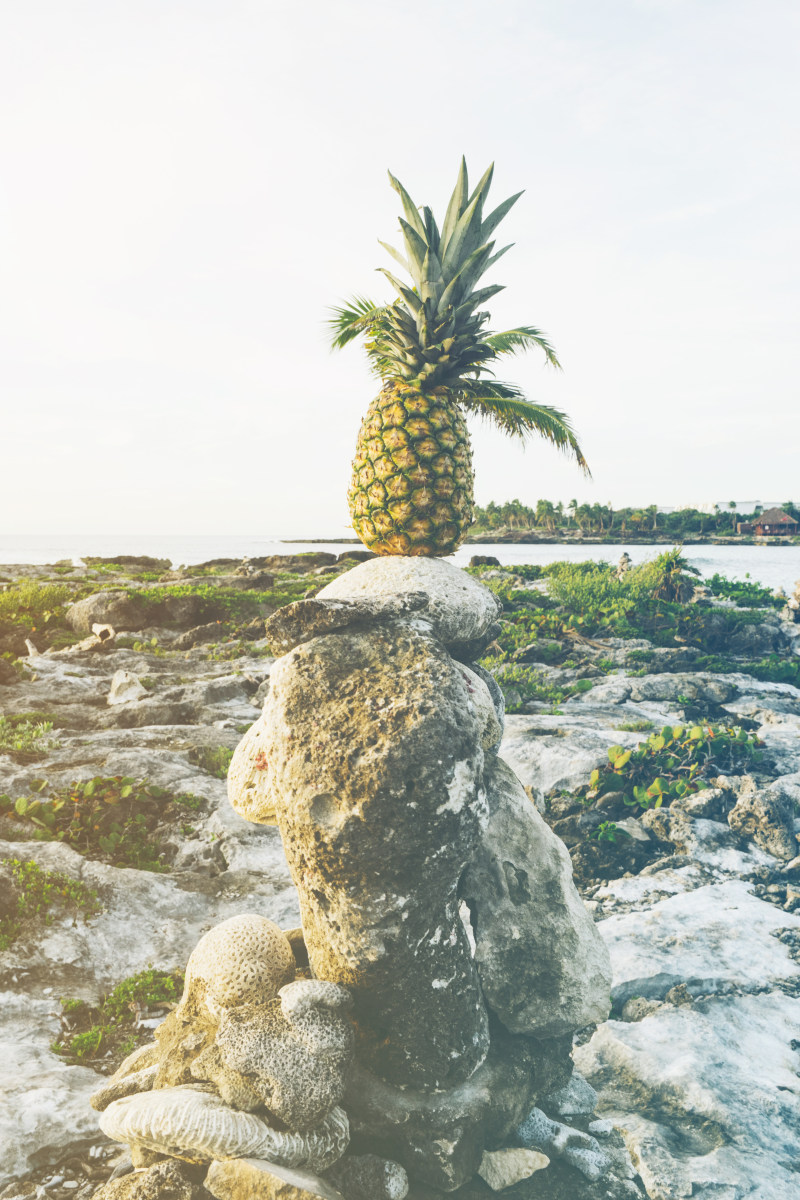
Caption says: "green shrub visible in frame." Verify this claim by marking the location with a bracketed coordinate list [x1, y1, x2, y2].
[581, 724, 763, 811]
[491, 664, 593, 712]
[705, 573, 783, 609]
[53, 967, 183, 1065]
[0, 777, 208, 871]
[0, 715, 60, 758]
[0, 858, 101, 950]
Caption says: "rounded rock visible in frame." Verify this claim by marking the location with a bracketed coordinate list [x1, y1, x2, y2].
[316, 557, 500, 647]
[182, 914, 295, 1017]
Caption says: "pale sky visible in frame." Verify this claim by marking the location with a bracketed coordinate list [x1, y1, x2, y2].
[2, 0, 798, 535]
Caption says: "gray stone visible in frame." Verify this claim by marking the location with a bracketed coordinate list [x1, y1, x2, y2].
[543, 1071, 599, 1117]
[107, 669, 149, 705]
[316, 556, 501, 646]
[249, 622, 491, 1089]
[66, 590, 145, 634]
[264, 593, 429, 654]
[325, 1153, 409, 1200]
[728, 787, 798, 861]
[459, 757, 612, 1038]
[205, 1157, 346, 1200]
[344, 1026, 571, 1192]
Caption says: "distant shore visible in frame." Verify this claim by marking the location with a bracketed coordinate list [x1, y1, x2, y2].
[286, 533, 800, 547]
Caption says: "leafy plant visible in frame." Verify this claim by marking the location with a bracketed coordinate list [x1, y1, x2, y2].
[491, 664, 593, 712]
[589, 821, 630, 843]
[0, 777, 208, 872]
[705, 573, 783, 609]
[53, 966, 183, 1066]
[0, 715, 61, 757]
[0, 858, 101, 950]
[616, 720, 655, 732]
[583, 724, 763, 811]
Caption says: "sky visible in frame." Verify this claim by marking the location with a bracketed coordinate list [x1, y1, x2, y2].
[1, 0, 798, 535]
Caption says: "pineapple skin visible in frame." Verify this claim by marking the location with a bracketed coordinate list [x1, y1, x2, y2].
[349, 383, 474, 557]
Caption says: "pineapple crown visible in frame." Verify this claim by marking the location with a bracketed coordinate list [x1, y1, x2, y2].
[330, 159, 590, 474]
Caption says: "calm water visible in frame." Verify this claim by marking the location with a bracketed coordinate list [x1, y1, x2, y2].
[0, 535, 798, 593]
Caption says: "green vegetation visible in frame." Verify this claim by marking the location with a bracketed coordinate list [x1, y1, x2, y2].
[616, 720, 655, 733]
[53, 967, 182, 1065]
[589, 821, 630, 843]
[705, 573, 783, 608]
[490, 665, 593, 712]
[581, 724, 763, 812]
[0, 777, 207, 871]
[188, 745, 234, 779]
[0, 714, 60, 758]
[471, 498, 800, 539]
[0, 858, 101, 950]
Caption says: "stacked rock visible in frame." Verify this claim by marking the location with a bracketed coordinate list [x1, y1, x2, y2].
[225, 557, 613, 1195]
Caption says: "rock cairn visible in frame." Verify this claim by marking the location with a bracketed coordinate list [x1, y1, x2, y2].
[89, 557, 613, 1199]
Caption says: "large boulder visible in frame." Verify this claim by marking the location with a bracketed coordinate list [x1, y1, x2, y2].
[243, 621, 491, 1090]
[66, 590, 144, 634]
[460, 757, 612, 1037]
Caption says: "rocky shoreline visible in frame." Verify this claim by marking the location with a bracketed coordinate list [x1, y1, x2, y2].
[0, 554, 798, 1200]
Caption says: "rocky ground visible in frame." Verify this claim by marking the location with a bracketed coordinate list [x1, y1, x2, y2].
[0, 556, 799, 1200]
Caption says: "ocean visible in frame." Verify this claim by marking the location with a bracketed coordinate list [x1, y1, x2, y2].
[1, 535, 799, 593]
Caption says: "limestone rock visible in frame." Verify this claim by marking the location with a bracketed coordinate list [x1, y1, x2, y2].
[193, 980, 354, 1128]
[108, 670, 149, 705]
[577, 992, 800, 1200]
[254, 622, 490, 1089]
[66, 590, 145, 634]
[89, 1159, 196, 1200]
[728, 786, 798, 860]
[228, 712, 278, 825]
[205, 1157, 346, 1200]
[264, 593, 429, 655]
[325, 1153, 409, 1200]
[99, 1085, 350, 1171]
[459, 757, 612, 1037]
[457, 663, 504, 753]
[181, 913, 296, 1019]
[316, 556, 500, 647]
[477, 1148, 549, 1191]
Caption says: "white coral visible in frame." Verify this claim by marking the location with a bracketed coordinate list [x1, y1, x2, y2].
[99, 1085, 349, 1171]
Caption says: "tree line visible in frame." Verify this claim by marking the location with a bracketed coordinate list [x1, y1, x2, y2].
[472, 499, 800, 537]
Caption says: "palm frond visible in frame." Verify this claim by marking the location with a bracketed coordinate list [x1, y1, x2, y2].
[327, 296, 389, 350]
[458, 382, 590, 474]
[483, 326, 562, 369]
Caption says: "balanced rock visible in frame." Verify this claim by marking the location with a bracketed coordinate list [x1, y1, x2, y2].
[264, 593, 429, 655]
[316, 556, 500, 647]
[459, 757, 612, 1037]
[238, 620, 491, 1089]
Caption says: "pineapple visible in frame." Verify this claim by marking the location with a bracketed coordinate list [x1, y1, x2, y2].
[331, 160, 589, 557]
